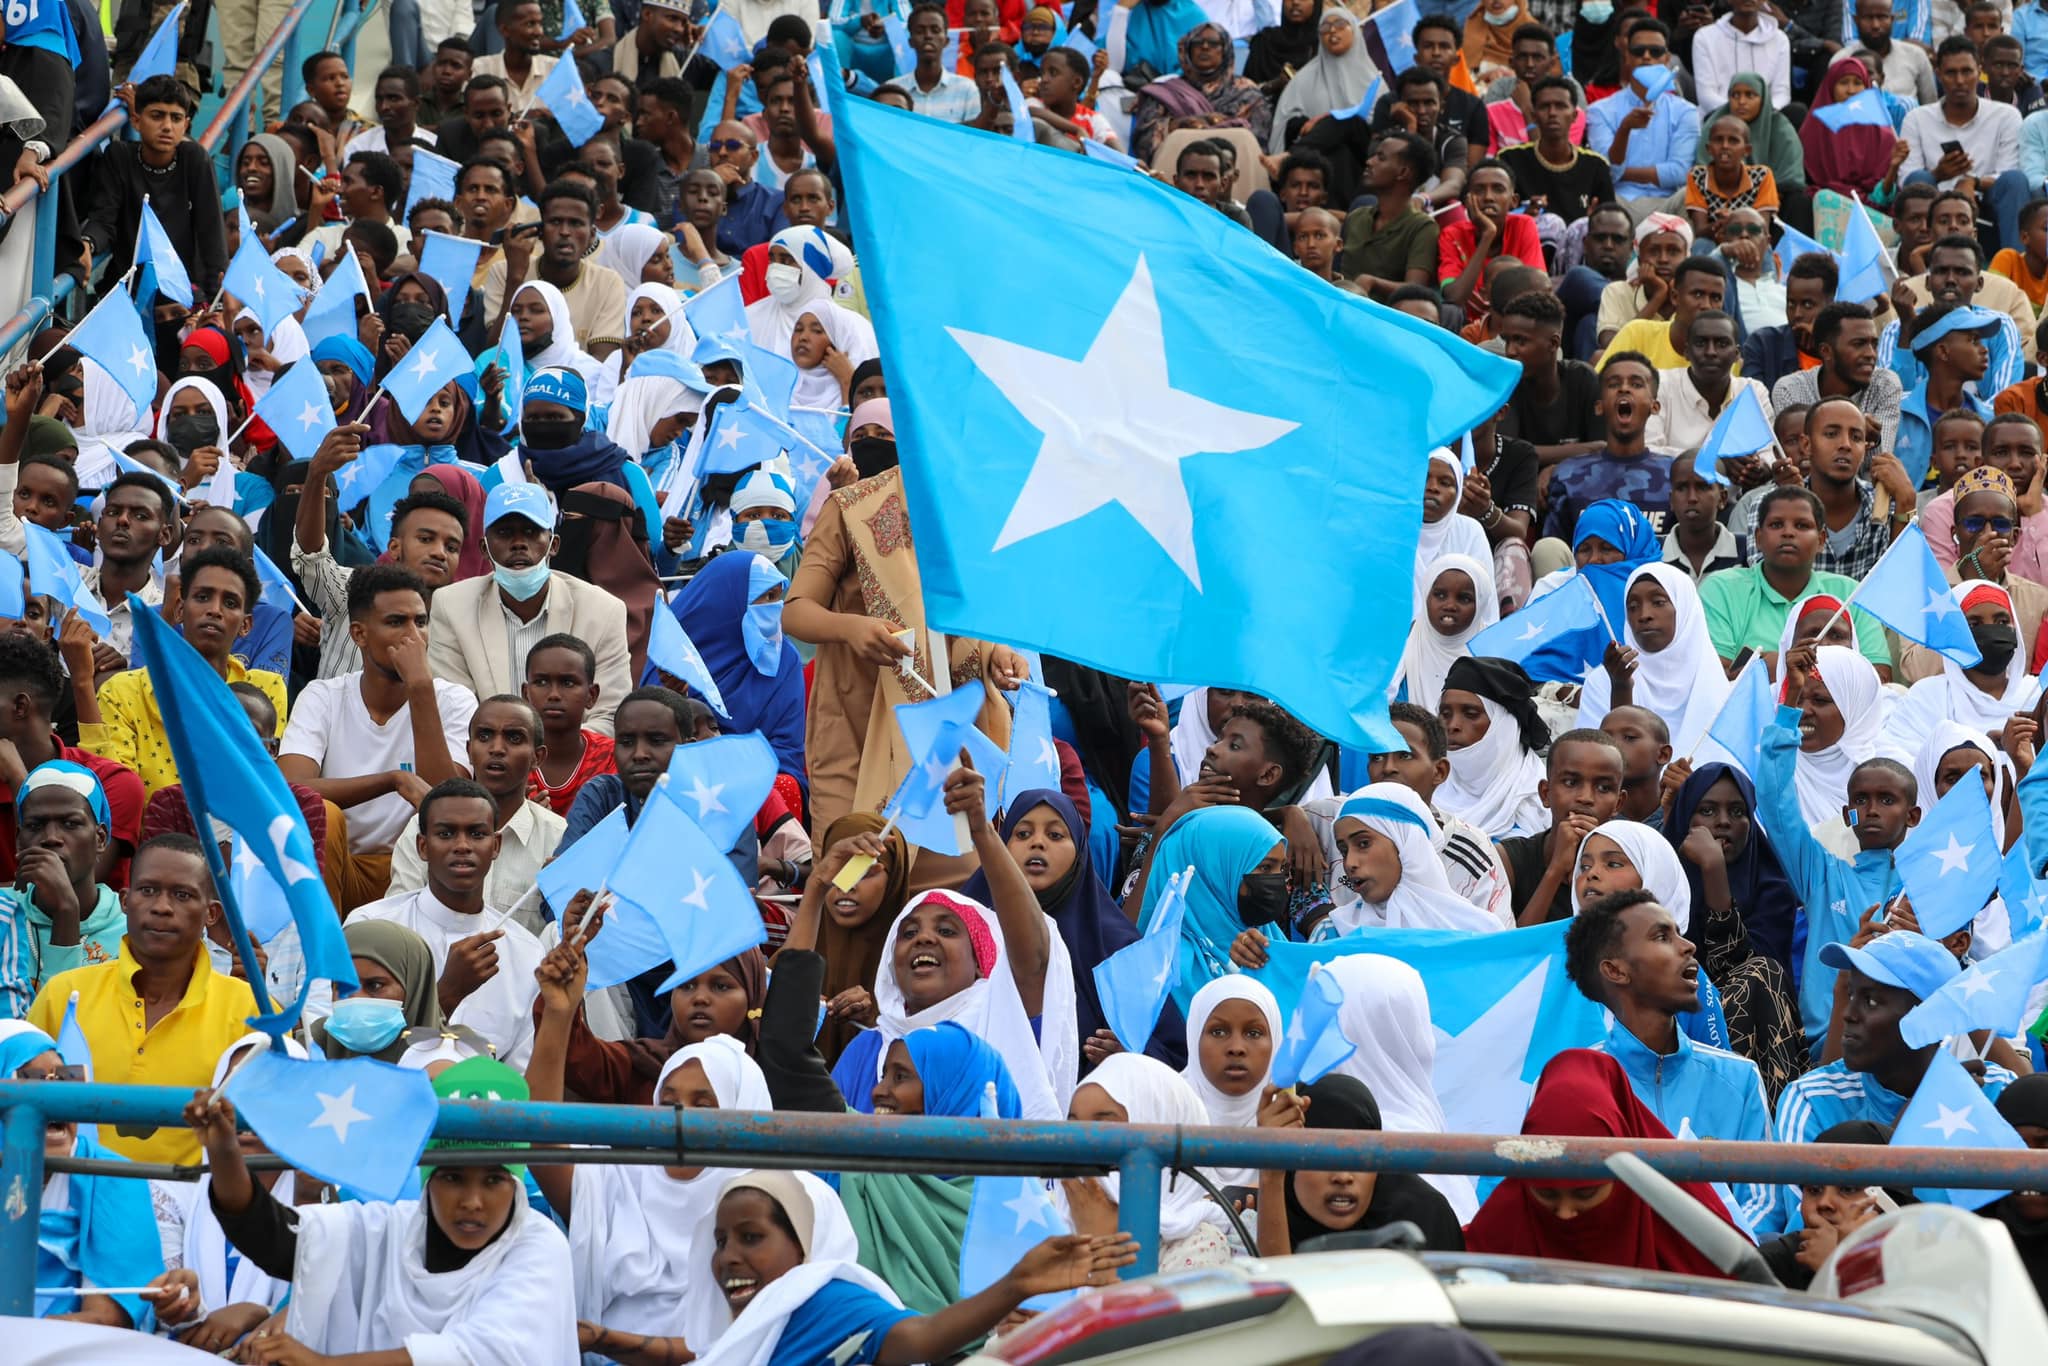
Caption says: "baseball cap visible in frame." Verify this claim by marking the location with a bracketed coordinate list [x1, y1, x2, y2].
[1818, 931, 1960, 1003]
[484, 481, 556, 532]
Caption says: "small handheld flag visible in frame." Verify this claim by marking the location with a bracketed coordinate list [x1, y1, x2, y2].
[1851, 524, 1982, 667]
[1093, 866, 1190, 1051]
[534, 56, 605, 146]
[1894, 776, 2000, 939]
[647, 601, 729, 716]
[253, 359, 340, 464]
[1268, 960, 1355, 1089]
[223, 1050, 438, 1202]
[1890, 1049, 2026, 1209]
[1693, 385, 1773, 485]
[383, 318, 472, 423]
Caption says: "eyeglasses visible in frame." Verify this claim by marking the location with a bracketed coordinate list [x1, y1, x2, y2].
[1188, 35, 1225, 48]
[1722, 222, 1769, 238]
[1630, 45, 1669, 58]
[14, 1062, 85, 1082]
[705, 139, 747, 153]
[1961, 515, 2018, 535]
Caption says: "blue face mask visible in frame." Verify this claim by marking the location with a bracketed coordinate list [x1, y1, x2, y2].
[743, 600, 785, 675]
[1581, 1, 1613, 19]
[326, 997, 407, 1054]
[492, 558, 553, 602]
[734, 515, 798, 560]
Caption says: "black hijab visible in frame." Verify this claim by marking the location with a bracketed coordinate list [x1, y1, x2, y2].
[1282, 1074, 1465, 1253]
[1442, 656, 1549, 754]
[1040, 656, 1146, 825]
[1244, 3, 1320, 85]
[1666, 762, 1800, 975]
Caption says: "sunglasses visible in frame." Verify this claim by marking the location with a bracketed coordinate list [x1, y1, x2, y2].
[14, 1062, 85, 1082]
[1961, 516, 2018, 535]
[1630, 45, 1669, 58]
[1722, 223, 1769, 238]
[706, 139, 748, 153]
[1188, 36, 1225, 48]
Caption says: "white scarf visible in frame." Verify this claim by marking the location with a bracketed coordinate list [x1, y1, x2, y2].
[1075, 1054, 1233, 1241]
[870, 891, 1075, 1119]
[569, 1038, 769, 1340]
[1322, 954, 1477, 1220]
[73, 358, 154, 487]
[604, 362, 708, 460]
[596, 224, 672, 292]
[1793, 645, 1884, 831]
[513, 279, 604, 386]
[1568, 818, 1695, 932]
[1438, 697, 1549, 838]
[1322, 784, 1504, 934]
[288, 1182, 578, 1364]
[743, 228, 878, 407]
[1883, 579, 2041, 765]
[1398, 552, 1499, 712]
[1179, 975, 1281, 1189]
[153, 376, 232, 447]
[683, 1171, 874, 1364]
[1910, 720, 2011, 850]
[1412, 450, 1491, 614]
[1577, 563, 1729, 753]
[592, 283, 698, 408]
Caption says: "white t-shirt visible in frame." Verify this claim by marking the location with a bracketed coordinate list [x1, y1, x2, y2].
[331, 888, 545, 1067]
[341, 125, 439, 160]
[280, 673, 478, 852]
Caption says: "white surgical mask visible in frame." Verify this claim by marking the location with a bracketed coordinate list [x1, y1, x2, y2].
[765, 263, 804, 302]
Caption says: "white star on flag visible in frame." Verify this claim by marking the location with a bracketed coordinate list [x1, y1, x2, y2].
[1924, 587, 1960, 622]
[408, 347, 443, 383]
[683, 774, 728, 818]
[251, 276, 265, 301]
[1517, 620, 1544, 641]
[717, 422, 745, 451]
[1004, 1183, 1056, 1235]
[1925, 1103, 1977, 1140]
[233, 837, 264, 880]
[1035, 736, 1059, 775]
[681, 869, 713, 911]
[1932, 834, 1975, 876]
[297, 401, 325, 431]
[1957, 969, 2000, 998]
[922, 753, 953, 788]
[827, 1332, 872, 1366]
[950, 256, 1297, 590]
[127, 344, 152, 376]
[268, 815, 318, 884]
[312, 1085, 372, 1142]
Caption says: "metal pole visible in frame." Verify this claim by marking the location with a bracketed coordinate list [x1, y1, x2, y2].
[0, 1101, 46, 1317]
[1117, 1148, 1162, 1279]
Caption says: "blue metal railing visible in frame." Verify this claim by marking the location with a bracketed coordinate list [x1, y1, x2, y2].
[5, 1080, 2048, 1317]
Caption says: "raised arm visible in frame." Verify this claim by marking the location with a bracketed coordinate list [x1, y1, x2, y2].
[950, 760, 1049, 1015]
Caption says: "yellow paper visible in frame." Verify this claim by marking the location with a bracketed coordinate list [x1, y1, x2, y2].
[833, 852, 878, 891]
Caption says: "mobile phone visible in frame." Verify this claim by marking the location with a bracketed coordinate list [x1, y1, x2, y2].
[1729, 645, 1755, 677]
[1941, 139, 1965, 157]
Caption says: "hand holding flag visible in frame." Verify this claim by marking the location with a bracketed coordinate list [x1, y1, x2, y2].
[1693, 386, 1773, 485]
[221, 1050, 438, 1202]
[383, 319, 472, 423]
[1901, 929, 2048, 1048]
[1268, 960, 1355, 1088]
[1894, 775, 2001, 939]
[253, 360, 340, 463]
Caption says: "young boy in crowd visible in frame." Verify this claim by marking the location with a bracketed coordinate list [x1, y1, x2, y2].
[1498, 727, 1627, 925]
[524, 634, 616, 818]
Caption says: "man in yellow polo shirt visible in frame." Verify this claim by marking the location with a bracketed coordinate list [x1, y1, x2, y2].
[79, 546, 288, 801]
[28, 833, 268, 1165]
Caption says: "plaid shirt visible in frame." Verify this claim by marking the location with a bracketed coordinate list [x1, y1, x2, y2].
[1734, 479, 1893, 579]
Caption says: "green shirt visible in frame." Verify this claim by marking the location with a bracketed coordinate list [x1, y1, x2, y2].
[1339, 205, 1440, 286]
[1697, 567, 1892, 674]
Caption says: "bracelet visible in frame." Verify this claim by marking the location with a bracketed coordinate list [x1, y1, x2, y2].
[1482, 505, 1503, 529]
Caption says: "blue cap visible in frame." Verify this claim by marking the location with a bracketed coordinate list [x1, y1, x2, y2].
[522, 366, 587, 414]
[484, 481, 557, 531]
[18, 759, 110, 828]
[1818, 931, 1960, 1002]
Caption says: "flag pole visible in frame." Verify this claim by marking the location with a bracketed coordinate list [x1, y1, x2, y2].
[1808, 523, 1900, 644]
[1677, 653, 1762, 768]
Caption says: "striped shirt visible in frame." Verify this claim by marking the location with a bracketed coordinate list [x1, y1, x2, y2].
[1777, 1057, 2016, 1146]
[290, 537, 365, 680]
[0, 895, 34, 1020]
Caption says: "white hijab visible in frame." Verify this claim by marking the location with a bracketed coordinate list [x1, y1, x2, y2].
[1269, 10, 1381, 152]
[235, 308, 308, 399]
[596, 223, 671, 291]
[74, 358, 153, 487]
[1412, 449, 1491, 613]
[1398, 552, 1499, 712]
[1179, 975, 1282, 1189]
[744, 226, 877, 407]
[569, 1037, 769, 1339]
[180, 1035, 306, 1321]
[1568, 818, 1694, 932]
[1439, 697, 1549, 838]
[511, 279, 603, 386]
[1884, 579, 2041, 764]
[869, 890, 1075, 1119]
[153, 375, 232, 447]
[1077, 1054, 1234, 1241]
[1911, 720, 2010, 850]
[1577, 563, 1730, 753]
[1793, 645, 1884, 831]
[605, 356, 710, 459]
[287, 1172, 577, 1363]
[593, 282, 697, 407]
[1321, 954, 1477, 1220]
[1324, 784, 1503, 934]
[685, 1172, 895, 1366]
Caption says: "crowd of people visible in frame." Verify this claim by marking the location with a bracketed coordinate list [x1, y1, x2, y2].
[3, 0, 2048, 1359]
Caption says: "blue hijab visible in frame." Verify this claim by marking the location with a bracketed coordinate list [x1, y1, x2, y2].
[1140, 806, 1285, 1017]
[959, 789, 1186, 1068]
[902, 1022, 1021, 1118]
[1123, 0, 1209, 74]
[1573, 498, 1660, 633]
[669, 551, 807, 785]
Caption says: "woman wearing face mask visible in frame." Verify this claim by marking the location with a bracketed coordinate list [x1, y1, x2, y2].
[502, 279, 604, 392]
[155, 376, 235, 496]
[176, 325, 255, 423]
[1138, 804, 1288, 1014]
[746, 227, 877, 398]
[374, 272, 455, 380]
[233, 303, 308, 403]
[1435, 655, 1551, 839]
[1462, 0, 1521, 85]
[1571, 0, 1628, 100]
[729, 468, 804, 581]
[1883, 580, 2042, 763]
[553, 480, 661, 678]
[310, 919, 446, 1061]
[606, 350, 713, 515]
[665, 551, 807, 784]
[519, 367, 632, 494]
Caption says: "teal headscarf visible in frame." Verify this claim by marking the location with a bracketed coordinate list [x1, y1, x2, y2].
[1140, 806, 1286, 1016]
[0, 1020, 57, 1073]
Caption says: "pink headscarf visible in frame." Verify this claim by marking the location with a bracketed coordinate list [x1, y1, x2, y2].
[846, 398, 894, 442]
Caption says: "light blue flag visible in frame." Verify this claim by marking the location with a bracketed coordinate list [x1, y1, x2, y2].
[0, 553, 24, 621]
[1636, 63, 1676, 102]
[1458, 430, 1476, 473]
[229, 828, 295, 942]
[1895, 775, 2001, 939]
[1854, 523, 1981, 665]
[647, 600, 729, 716]
[333, 443, 408, 509]
[959, 1175, 1074, 1310]
[653, 731, 778, 852]
[560, 0, 587, 37]
[739, 340, 801, 420]
[138, 197, 194, 307]
[1003, 680, 1062, 805]
[809, 40, 845, 111]
[831, 92, 1516, 753]
[405, 148, 462, 219]
[223, 1050, 438, 1202]
[1268, 960, 1356, 1089]
[1836, 199, 1894, 304]
[1901, 928, 2048, 1048]
[301, 248, 371, 351]
[1362, 0, 1417, 72]
[1256, 922, 1606, 1136]
[1464, 573, 1610, 685]
[123, 2, 187, 90]
[384, 318, 472, 423]
[1326, 75, 1380, 124]
[417, 230, 484, 328]
[254, 360, 339, 464]
[700, 8, 754, 69]
[1999, 839, 2048, 940]
[1694, 385, 1774, 483]
[701, 399, 791, 475]
[885, 15, 917, 76]
[1061, 27, 1096, 62]
[1773, 221, 1829, 284]
[24, 525, 111, 637]
[882, 722, 966, 854]
[999, 63, 1036, 144]
[535, 808, 668, 988]
[783, 406, 843, 508]
[942, 28, 963, 71]
[222, 232, 309, 342]
[613, 789, 769, 993]
[57, 992, 91, 1077]
[686, 273, 751, 352]
[1890, 1048, 2026, 1209]
[1814, 88, 1892, 132]
[536, 55, 605, 146]
[1092, 866, 1189, 1051]
[66, 289, 159, 418]
[252, 545, 304, 614]
[111, 449, 185, 509]
[1082, 138, 1142, 172]
[895, 683, 1009, 820]
[1704, 656, 1772, 777]
[129, 604, 357, 1026]
[496, 309, 527, 428]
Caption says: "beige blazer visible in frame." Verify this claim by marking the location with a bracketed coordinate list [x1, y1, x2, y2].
[427, 572, 631, 736]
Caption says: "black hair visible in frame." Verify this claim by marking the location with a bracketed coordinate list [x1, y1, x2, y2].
[1686, 307, 1736, 344]
[680, 696, 718, 735]
[538, 177, 599, 220]
[105, 469, 175, 523]
[643, 76, 695, 119]
[1511, 20, 1555, 47]
[419, 777, 497, 827]
[477, 692, 544, 734]
[1601, 349, 1659, 389]
[1041, 46, 1090, 82]
[1277, 147, 1332, 189]
[1811, 301, 1874, 354]
[229, 679, 278, 731]
[134, 832, 215, 891]
[1759, 484, 1826, 526]
[618, 684, 692, 735]
[1603, 703, 1670, 746]
[1985, 33, 2025, 58]
[527, 631, 597, 681]
[1785, 251, 1839, 294]
[1530, 73, 1576, 103]
[1928, 232, 1985, 269]
[302, 49, 349, 85]
[437, 34, 472, 55]
[1395, 66, 1445, 100]
[1469, 156, 1514, 192]
[184, 503, 255, 554]
[182, 546, 261, 614]
[1625, 17, 1672, 43]
[347, 151, 405, 212]
[1850, 756, 1917, 800]
[0, 632, 63, 712]
[1378, 130, 1437, 187]
[376, 64, 421, 99]
[458, 157, 516, 198]
[2024, 198, 2048, 236]
[1384, 701, 1448, 761]
[1985, 411, 2044, 446]
[1411, 13, 1458, 44]
[347, 562, 428, 620]
[1499, 288, 1564, 328]
[1935, 34, 1979, 64]
[134, 74, 194, 114]
[765, 12, 816, 48]
[344, 219, 400, 270]
[391, 489, 470, 538]
[1224, 699, 1321, 790]
[1671, 255, 1726, 289]
[20, 452, 79, 503]
[1547, 727, 1624, 775]
[1176, 140, 1224, 174]
[1565, 888, 1664, 1002]
[466, 73, 511, 104]
[408, 198, 462, 231]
